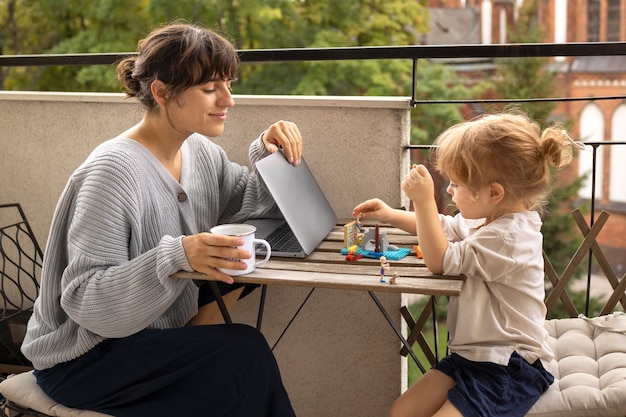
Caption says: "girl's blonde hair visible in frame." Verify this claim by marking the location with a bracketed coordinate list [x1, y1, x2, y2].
[432, 112, 578, 212]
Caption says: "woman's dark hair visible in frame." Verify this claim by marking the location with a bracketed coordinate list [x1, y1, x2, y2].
[117, 22, 240, 110]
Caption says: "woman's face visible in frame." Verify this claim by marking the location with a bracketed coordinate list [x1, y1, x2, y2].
[165, 79, 235, 138]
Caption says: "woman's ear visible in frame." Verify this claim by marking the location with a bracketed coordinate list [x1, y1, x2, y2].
[489, 182, 505, 205]
[150, 80, 169, 107]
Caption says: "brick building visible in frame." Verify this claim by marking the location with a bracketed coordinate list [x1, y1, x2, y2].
[423, 0, 626, 272]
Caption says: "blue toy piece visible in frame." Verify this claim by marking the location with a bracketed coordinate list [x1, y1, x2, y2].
[340, 246, 410, 261]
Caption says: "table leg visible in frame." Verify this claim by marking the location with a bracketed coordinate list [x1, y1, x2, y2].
[271, 288, 316, 350]
[257, 284, 268, 330]
[368, 291, 427, 374]
[207, 280, 232, 324]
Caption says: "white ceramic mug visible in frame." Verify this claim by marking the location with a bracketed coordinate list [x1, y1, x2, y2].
[209, 224, 271, 276]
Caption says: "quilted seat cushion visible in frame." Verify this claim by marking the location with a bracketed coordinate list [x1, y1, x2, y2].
[527, 312, 626, 417]
[0, 370, 112, 417]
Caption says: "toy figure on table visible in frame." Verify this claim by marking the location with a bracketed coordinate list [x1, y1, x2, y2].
[379, 256, 390, 282]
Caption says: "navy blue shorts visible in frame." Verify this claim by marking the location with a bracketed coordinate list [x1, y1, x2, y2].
[34, 325, 295, 417]
[433, 352, 553, 417]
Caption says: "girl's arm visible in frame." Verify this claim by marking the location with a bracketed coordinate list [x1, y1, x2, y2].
[351, 198, 417, 234]
[401, 165, 449, 274]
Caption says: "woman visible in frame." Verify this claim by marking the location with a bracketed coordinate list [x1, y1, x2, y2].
[22, 22, 299, 417]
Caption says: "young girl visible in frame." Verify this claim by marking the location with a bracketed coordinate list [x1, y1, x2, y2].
[22, 22, 299, 416]
[353, 112, 582, 417]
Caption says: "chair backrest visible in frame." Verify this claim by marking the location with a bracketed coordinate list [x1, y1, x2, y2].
[0, 203, 43, 374]
[543, 209, 626, 319]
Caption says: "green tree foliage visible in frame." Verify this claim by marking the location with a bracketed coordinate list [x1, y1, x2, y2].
[1, 0, 149, 91]
[1, 0, 484, 148]
[493, 0, 556, 125]
[2, 0, 425, 91]
[230, 0, 429, 96]
[411, 62, 490, 146]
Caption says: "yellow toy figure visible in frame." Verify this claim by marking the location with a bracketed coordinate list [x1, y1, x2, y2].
[379, 256, 390, 282]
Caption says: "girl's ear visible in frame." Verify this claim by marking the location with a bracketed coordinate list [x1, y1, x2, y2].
[150, 80, 169, 107]
[489, 182, 505, 205]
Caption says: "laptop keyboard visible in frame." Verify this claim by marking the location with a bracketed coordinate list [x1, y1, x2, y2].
[263, 222, 304, 253]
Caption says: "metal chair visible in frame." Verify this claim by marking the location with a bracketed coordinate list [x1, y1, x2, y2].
[0, 203, 110, 417]
[0, 203, 41, 376]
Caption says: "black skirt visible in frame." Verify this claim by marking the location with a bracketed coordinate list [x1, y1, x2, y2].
[34, 323, 296, 417]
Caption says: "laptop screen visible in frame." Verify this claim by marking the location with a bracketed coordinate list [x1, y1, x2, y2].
[254, 152, 338, 255]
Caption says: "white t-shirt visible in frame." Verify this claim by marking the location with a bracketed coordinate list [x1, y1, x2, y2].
[440, 211, 554, 366]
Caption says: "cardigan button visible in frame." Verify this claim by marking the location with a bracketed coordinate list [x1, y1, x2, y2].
[177, 193, 187, 202]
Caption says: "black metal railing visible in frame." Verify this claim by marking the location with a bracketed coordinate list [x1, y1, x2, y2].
[2, 42, 625, 373]
[2, 42, 626, 105]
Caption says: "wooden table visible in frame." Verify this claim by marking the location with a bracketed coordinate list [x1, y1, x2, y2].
[172, 222, 465, 372]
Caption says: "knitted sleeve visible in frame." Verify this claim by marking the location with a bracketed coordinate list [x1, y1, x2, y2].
[60, 146, 195, 336]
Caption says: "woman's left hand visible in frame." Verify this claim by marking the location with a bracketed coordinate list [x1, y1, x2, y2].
[262, 120, 303, 165]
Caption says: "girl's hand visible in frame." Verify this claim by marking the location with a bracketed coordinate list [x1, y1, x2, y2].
[182, 233, 252, 284]
[351, 198, 393, 223]
[262, 120, 303, 165]
[401, 164, 435, 206]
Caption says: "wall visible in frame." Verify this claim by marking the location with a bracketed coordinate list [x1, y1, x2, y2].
[0, 91, 412, 417]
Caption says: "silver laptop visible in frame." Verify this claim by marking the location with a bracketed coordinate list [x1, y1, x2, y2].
[245, 152, 338, 258]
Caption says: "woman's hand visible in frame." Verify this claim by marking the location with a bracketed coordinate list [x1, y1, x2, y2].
[182, 233, 252, 284]
[401, 164, 435, 206]
[262, 120, 303, 165]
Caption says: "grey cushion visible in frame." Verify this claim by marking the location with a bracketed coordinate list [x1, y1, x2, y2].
[527, 312, 626, 417]
[0, 371, 112, 417]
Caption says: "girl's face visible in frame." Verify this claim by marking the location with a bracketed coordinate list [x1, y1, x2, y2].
[165, 79, 235, 138]
[446, 177, 492, 220]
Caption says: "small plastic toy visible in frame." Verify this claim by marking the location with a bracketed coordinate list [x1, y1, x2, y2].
[414, 244, 423, 259]
[343, 217, 364, 248]
[379, 255, 390, 282]
[361, 224, 398, 253]
[341, 215, 409, 262]
[345, 249, 363, 262]
[389, 272, 398, 285]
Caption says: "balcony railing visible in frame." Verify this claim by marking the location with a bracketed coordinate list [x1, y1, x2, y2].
[2, 42, 626, 376]
[2, 41, 626, 105]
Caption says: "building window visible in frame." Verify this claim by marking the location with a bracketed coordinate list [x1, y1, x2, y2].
[578, 103, 604, 200]
[607, 0, 622, 41]
[610, 104, 626, 203]
[587, 0, 601, 42]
